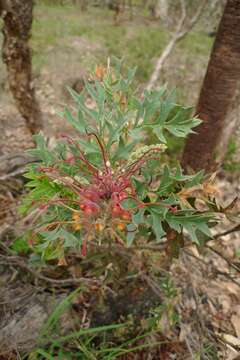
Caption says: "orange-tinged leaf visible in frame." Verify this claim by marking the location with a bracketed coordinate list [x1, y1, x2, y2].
[72, 212, 81, 221]
[95, 222, 104, 232]
[58, 257, 67, 266]
[95, 65, 106, 80]
[178, 185, 202, 199]
[72, 223, 82, 231]
[202, 183, 219, 196]
[177, 185, 202, 208]
[120, 93, 128, 109]
[202, 172, 220, 197]
[117, 223, 125, 231]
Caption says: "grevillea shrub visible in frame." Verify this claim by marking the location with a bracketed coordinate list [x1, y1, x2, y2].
[21, 59, 217, 263]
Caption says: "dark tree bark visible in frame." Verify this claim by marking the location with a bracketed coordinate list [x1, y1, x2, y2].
[0, 0, 42, 134]
[182, 0, 240, 172]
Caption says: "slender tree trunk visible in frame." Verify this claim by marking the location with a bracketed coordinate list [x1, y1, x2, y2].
[1, 0, 42, 134]
[182, 0, 240, 172]
[154, 0, 168, 20]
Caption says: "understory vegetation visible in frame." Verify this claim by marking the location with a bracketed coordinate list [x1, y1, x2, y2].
[0, 2, 240, 359]
[31, 2, 212, 85]
[8, 61, 236, 359]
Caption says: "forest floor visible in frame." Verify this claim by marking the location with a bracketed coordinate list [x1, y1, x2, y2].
[0, 3, 240, 359]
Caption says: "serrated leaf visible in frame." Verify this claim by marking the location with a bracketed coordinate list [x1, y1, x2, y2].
[132, 208, 145, 224]
[11, 237, 30, 254]
[132, 177, 147, 199]
[166, 212, 213, 244]
[112, 136, 136, 161]
[62, 107, 86, 133]
[121, 198, 138, 209]
[28, 134, 55, 164]
[126, 223, 137, 246]
[150, 212, 165, 240]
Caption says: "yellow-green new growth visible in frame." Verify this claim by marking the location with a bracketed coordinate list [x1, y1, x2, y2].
[127, 144, 167, 166]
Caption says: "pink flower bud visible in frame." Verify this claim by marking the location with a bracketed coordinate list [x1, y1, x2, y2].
[39, 204, 49, 210]
[28, 238, 34, 247]
[170, 206, 178, 214]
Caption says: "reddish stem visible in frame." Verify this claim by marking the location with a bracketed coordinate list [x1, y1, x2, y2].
[86, 130, 109, 171]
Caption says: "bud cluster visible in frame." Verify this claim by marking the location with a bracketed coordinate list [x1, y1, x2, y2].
[127, 144, 167, 166]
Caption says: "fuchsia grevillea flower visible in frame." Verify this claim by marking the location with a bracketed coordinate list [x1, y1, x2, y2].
[36, 131, 167, 256]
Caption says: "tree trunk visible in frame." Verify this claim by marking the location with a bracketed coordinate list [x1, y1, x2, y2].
[1, 0, 42, 134]
[154, 0, 168, 20]
[182, 0, 240, 172]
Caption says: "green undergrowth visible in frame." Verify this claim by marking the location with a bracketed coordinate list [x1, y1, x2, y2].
[1, 54, 235, 359]
[26, 280, 180, 360]
[32, 3, 212, 84]
[30, 2, 214, 159]
[14, 59, 231, 360]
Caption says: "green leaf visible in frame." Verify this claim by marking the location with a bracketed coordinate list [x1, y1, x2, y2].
[68, 87, 99, 121]
[62, 230, 81, 248]
[11, 237, 30, 254]
[77, 138, 99, 155]
[132, 177, 148, 199]
[28, 134, 55, 164]
[150, 212, 165, 240]
[158, 90, 176, 124]
[126, 223, 137, 246]
[152, 125, 167, 143]
[107, 112, 130, 148]
[121, 198, 139, 210]
[158, 165, 174, 196]
[166, 212, 213, 244]
[132, 208, 145, 224]
[112, 137, 137, 161]
[35, 349, 55, 360]
[62, 107, 86, 133]
[164, 107, 201, 138]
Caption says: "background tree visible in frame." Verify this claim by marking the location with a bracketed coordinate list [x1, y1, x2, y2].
[0, 0, 42, 134]
[148, 0, 168, 21]
[182, 0, 240, 172]
[146, 0, 208, 91]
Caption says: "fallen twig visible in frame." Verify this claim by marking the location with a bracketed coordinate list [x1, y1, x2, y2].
[206, 245, 240, 273]
[184, 249, 240, 288]
[141, 273, 163, 299]
[0, 254, 101, 287]
[0, 167, 26, 181]
[213, 223, 240, 239]
[0, 153, 38, 180]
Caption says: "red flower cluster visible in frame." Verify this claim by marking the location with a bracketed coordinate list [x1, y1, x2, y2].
[36, 132, 168, 257]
